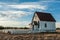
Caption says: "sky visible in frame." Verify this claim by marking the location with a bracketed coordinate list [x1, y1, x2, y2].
[0, 0, 60, 28]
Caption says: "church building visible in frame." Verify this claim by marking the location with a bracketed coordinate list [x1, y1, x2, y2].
[31, 12, 56, 33]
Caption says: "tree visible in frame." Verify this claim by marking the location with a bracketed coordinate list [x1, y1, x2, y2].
[0, 26, 4, 29]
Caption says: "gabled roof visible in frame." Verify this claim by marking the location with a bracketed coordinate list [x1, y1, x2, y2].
[35, 12, 56, 22]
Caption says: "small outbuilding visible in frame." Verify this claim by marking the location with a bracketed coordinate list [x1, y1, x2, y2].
[32, 12, 56, 33]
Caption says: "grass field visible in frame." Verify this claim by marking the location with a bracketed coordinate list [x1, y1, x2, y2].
[0, 29, 60, 40]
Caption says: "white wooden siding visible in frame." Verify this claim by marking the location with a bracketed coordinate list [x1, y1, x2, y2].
[32, 13, 56, 32]
[39, 21, 56, 32]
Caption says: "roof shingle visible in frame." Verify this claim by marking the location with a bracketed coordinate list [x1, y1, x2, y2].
[35, 12, 56, 22]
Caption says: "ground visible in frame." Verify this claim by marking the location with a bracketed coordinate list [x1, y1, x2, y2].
[0, 29, 60, 40]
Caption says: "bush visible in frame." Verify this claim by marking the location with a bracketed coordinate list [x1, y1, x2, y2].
[24, 27, 29, 29]
[20, 27, 29, 29]
[0, 26, 4, 29]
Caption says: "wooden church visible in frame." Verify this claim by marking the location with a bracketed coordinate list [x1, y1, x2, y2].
[31, 12, 56, 33]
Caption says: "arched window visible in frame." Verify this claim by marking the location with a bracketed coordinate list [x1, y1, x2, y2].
[45, 23, 47, 28]
[32, 25, 34, 30]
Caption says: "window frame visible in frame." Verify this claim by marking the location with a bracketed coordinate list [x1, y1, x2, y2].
[45, 23, 47, 28]
[38, 21, 39, 28]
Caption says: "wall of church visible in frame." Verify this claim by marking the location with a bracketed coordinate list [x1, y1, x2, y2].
[39, 21, 56, 32]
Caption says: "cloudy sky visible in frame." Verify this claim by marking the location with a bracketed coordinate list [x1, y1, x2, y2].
[0, 0, 60, 27]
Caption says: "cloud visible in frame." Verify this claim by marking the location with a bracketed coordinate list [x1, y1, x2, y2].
[0, 0, 20, 5]
[0, 1, 47, 11]
[0, 20, 30, 27]
[0, 2, 47, 11]
[0, 11, 31, 27]
[0, 4, 20, 11]
[8, 4, 47, 10]
[7, 2, 47, 11]
[0, 0, 59, 5]
[0, 11, 32, 21]
[56, 22, 60, 28]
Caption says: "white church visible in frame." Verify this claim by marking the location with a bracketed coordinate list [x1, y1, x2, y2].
[31, 12, 56, 33]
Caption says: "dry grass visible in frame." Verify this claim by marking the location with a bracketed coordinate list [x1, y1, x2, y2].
[0, 29, 60, 40]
